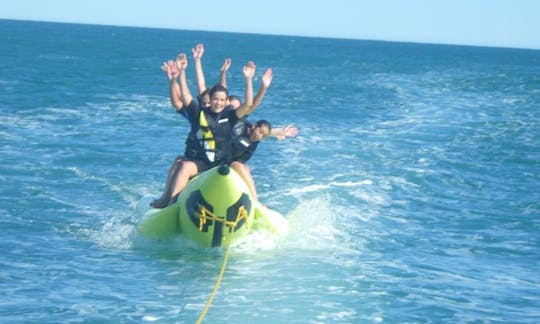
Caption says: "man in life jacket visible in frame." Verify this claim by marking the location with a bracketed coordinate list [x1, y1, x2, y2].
[229, 118, 298, 204]
[229, 119, 272, 202]
[151, 58, 211, 208]
[154, 46, 229, 207]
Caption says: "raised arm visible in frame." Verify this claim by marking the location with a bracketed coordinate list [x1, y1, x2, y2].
[269, 124, 298, 140]
[176, 53, 194, 106]
[246, 68, 273, 115]
[235, 61, 256, 118]
[219, 58, 231, 89]
[192, 43, 207, 95]
[161, 60, 183, 112]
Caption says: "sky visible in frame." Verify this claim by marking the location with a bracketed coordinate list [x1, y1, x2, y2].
[1, 0, 539, 50]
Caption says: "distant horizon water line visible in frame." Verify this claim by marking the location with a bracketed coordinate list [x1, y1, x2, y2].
[2, 17, 539, 52]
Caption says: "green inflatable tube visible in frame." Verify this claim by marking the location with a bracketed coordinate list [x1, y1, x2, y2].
[138, 165, 288, 247]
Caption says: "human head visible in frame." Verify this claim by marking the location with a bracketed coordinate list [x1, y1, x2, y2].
[249, 120, 272, 142]
[198, 88, 211, 108]
[209, 84, 229, 112]
[228, 95, 241, 109]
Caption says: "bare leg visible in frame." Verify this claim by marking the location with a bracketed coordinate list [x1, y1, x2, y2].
[231, 161, 258, 203]
[151, 156, 183, 208]
[168, 160, 199, 205]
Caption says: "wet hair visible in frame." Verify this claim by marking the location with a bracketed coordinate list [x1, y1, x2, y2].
[209, 84, 229, 98]
[197, 88, 210, 102]
[255, 119, 272, 133]
[228, 95, 241, 102]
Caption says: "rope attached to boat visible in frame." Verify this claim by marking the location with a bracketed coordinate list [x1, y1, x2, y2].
[195, 205, 249, 324]
[195, 205, 249, 231]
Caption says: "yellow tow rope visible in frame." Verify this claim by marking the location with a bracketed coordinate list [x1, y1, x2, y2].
[195, 205, 248, 324]
[195, 205, 249, 232]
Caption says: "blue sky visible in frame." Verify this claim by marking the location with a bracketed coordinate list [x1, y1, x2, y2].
[2, 0, 539, 49]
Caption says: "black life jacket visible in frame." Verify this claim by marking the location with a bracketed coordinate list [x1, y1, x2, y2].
[184, 107, 235, 165]
[231, 119, 258, 163]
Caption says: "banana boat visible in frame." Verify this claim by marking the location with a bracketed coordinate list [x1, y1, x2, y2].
[138, 164, 288, 247]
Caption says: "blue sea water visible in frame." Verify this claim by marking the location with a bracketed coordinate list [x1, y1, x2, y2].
[1, 19, 539, 323]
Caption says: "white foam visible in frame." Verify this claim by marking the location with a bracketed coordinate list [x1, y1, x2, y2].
[142, 315, 161, 322]
[286, 179, 372, 195]
[87, 216, 137, 250]
[280, 196, 358, 252]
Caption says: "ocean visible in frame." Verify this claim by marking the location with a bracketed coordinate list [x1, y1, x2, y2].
[1, 19, 539, 323]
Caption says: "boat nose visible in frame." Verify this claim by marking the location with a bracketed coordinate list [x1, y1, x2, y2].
[218, 163, 230, 175]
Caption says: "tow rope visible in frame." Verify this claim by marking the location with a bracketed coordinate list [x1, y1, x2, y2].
[195, 205, 249, 232]
[195, 205, 249, 323]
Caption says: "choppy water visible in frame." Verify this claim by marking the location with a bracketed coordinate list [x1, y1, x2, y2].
[1, 19, 539, 323]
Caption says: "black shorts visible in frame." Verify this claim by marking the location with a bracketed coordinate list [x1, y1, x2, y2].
[190, 159, 211, 173]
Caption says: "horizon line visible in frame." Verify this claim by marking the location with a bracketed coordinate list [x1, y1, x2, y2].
[3, 17, 539, 52]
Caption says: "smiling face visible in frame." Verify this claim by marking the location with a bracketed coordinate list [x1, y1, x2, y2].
[208, 85, 229, 112]
[228, 95, 241, 109]
[229, 97, 241, 109]
[249, 124, 271, 142]
[210, 90, 228, 112]
[200, 93, 211, 108]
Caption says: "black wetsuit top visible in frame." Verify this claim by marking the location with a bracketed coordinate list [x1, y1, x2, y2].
[231, 119, 259, 163]
[183, 100, 238, 166]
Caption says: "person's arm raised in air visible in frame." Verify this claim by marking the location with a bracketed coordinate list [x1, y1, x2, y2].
[235, 61, 256, 119]
[161, 60, 184, 112]
[192, 43, 207, 96]
[246, 68, 273, 115]
[219, 58, 231, 89]
[269, 124, 299, 140]
[176, 53, 194, 107]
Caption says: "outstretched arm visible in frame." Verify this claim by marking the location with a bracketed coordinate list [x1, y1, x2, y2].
[219, 58, 231, 89]
[269, 124, 298, 140]
[247, 68, 273, 115]
[161, 60, 183, 112]
[235, 61, 256, 118]
[192, 43, 206, 95]
[176, 53, 194, 106]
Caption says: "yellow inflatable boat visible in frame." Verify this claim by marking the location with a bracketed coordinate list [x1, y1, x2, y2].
[138, 165, 288, 247]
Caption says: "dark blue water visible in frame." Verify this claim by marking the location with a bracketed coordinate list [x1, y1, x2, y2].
[1, 19, 539, 323]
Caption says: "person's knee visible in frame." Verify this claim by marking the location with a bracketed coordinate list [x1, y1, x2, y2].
[231, 161, 247, 173]
[174, 159, 183, 168]
[179, 161, 198, 177]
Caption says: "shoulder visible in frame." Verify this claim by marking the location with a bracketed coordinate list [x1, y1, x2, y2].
[224, 106, 240, 122]
[185, 100, 199, 114]
[223, 105, 235, 115]
[232, 118, 249, 136]
[183, 101, 202, 125]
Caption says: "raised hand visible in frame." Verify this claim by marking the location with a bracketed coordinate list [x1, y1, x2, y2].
[283, 124, 298, 138]
[176, 53, 188, 71]
[166, 60, 179, 80]
[243, 61, 256, 79]
[192, 43, 204, 60]
[161, 60, 178, 80]
[161, 61, 168, 73]
[221, 58, 232, 72]
[261, 68, 273, 88]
